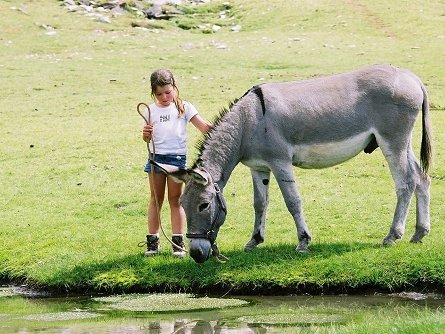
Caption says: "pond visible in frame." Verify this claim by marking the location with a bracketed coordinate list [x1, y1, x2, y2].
[1, 286, 445, 333]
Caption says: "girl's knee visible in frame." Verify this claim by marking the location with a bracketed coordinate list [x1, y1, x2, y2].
[150, 194, 164, 204]
[168, 196, 181, 207]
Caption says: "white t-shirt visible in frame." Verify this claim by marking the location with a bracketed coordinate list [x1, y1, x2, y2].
[143, 101, 198, 155]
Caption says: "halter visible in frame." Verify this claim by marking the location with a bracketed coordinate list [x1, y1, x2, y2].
[185, 180, 227, 244]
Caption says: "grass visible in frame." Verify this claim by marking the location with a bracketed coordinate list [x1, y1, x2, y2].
[0, 0, 444, 296]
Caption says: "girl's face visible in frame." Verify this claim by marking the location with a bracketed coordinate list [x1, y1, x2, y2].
[154, 84, 175, 107]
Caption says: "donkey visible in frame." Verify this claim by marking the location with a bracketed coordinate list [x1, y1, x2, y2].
[169, 64, 433, 263]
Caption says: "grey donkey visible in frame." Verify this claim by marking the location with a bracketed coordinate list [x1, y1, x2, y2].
[168, 64, 433, 263]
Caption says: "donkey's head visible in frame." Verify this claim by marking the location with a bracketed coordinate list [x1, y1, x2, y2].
[171, 168, 227, 263]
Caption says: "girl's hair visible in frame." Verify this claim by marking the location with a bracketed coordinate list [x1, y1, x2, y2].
[150, 69, 185, 116]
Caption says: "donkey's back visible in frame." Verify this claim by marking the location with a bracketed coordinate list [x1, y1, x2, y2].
[241, 64, 430, 171]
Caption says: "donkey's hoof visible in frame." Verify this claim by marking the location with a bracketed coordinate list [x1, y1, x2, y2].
[296, 243, 309, 253]
[383, 230, 403, 246]
[244, 239, 259, 252]
[382, 237, 396, 246]
[410, 229, 429, 243]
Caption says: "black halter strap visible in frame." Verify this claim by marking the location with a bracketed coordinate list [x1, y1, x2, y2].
[186, 174, 227, 244]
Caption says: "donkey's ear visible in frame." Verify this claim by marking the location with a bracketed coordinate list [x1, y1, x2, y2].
[168, 169, 190, 183]
[189, 168, 209, 185]
[168, 168, 209, 185]
[150, 161, 180, 174]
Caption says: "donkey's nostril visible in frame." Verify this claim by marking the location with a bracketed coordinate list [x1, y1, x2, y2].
[189, 239, 212, 263]
[190, 248, 207, 263]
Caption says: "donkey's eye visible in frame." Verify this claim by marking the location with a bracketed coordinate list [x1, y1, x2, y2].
[198, 202, 210, 212]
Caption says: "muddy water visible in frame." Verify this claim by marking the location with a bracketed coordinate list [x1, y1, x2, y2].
[1, 286, 444, 333]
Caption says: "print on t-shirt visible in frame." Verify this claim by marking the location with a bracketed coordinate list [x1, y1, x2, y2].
[160, 114, 170, 122]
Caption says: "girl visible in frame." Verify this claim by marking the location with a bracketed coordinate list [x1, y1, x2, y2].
[142, 69, 211, 257]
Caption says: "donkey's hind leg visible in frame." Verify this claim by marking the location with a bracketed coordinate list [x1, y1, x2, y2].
[244, 169, 271, 251]
[409, 150, 431, 243]
[381, 144, 417, 245]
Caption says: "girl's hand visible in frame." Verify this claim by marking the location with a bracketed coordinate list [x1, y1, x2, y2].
[142, 124, 153, 142]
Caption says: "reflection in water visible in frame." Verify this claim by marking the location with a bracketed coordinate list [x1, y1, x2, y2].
[146, 320, 192, 334]
[1, 290, 445, 334]
[144, 320, 256, 334]
[190, 320, 212, 334]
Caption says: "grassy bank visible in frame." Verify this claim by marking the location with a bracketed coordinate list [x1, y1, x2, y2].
[1, 0, 444, 294]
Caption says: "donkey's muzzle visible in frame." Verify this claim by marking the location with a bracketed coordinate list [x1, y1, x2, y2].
[189, 238, 211, 263]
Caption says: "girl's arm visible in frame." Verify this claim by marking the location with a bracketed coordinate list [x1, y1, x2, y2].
[190, 114, 212, 134]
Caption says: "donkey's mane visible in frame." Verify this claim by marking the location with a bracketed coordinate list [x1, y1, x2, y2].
[192, 99, 239, 168]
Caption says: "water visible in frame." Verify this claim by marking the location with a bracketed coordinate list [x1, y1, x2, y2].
[1, 286, 444, 333]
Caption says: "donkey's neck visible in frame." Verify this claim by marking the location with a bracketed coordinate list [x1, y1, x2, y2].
[199, 110, 244, 189]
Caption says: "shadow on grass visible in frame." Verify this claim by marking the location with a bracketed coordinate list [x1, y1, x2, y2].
[44, 241, 382, 295]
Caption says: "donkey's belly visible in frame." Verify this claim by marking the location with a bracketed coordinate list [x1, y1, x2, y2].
[293, 131, 372, 169]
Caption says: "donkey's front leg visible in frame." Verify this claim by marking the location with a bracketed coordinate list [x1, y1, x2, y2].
[244, 169, 271, 251]
[273, 165, 311, 252]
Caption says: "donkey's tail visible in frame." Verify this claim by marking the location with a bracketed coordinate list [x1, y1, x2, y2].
[420, 82, 433, 175]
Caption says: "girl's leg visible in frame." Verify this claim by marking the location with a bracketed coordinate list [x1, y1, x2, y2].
[147, 172, 167, 234]
[167, 176, 185, 234]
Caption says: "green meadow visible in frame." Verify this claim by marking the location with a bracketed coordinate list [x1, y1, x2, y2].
[1, 0, 444, 294]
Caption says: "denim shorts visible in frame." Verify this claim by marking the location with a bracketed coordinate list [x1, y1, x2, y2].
[144, 154, 186, 173]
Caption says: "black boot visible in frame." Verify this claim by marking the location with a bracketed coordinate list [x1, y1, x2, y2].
[144, 234, 159, 257]
[172, 235, 186, 258]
